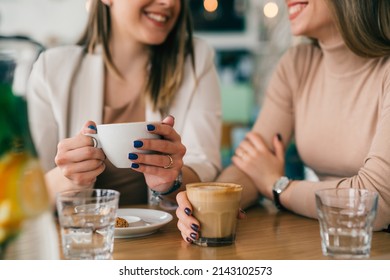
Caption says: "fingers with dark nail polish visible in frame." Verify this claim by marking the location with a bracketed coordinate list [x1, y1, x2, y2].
[134, 140, 143, 148]
[88, 125, 97, 131]
[147, 124, 155, 131]
[184, 208, 191, 216]
[128, 153, 138, 160]
[191, 224, 199, 232]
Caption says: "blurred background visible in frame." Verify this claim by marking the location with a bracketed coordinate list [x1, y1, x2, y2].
[0, 0, 305, 179]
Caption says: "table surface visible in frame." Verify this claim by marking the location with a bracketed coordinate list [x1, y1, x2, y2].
[109, 201, 390, 260]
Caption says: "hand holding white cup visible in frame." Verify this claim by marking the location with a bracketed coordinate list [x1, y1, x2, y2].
[85, 122, 159, 168]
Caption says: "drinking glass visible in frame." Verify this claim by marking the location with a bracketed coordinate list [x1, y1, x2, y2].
[56, 189, 120, 260]
[315, 188, 378, 259]
[186, 182, 242, 247]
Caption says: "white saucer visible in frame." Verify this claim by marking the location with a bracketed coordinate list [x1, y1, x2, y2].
[114, 208, 173, 238]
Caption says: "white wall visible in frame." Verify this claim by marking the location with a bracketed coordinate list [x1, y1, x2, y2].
[0, 0, 88, 46]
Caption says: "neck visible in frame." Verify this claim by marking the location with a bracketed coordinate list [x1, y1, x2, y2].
[313, 20, 341, 45]
[109, 33, 150, 79]
[319, 37, 371, 77]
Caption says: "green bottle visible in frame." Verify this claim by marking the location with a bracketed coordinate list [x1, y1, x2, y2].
[0, 54, 59, 259]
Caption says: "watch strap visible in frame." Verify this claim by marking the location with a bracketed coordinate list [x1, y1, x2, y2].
[273, 189, 287, 210]
[151, 170, 183, 201]
[272, 176, 290, 210]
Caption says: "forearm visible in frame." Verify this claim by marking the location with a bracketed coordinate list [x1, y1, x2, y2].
[282, 179, 390, 231]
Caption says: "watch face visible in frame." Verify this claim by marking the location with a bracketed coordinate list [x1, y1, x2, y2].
[274, 176, 290, 193]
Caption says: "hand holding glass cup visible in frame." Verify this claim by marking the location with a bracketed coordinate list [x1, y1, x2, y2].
[186, 182, 243, 247]
[315, 188, 378, 259]
[56, 189, 119, 260]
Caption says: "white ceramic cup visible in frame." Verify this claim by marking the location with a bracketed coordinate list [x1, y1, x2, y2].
[86, 122, 159, 168]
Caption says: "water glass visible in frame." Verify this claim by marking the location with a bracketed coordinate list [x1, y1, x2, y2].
[315, 188, 378, 259]
[56, 189, 119, 260]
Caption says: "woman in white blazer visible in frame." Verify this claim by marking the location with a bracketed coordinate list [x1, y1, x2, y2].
[27, 0, 222, 206]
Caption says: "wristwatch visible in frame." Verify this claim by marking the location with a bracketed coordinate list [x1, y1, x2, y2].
[272, 176, 291, 210]
[150, 171, 183, 202]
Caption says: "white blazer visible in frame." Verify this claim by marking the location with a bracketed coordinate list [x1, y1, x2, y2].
[27, 38, 222, 182]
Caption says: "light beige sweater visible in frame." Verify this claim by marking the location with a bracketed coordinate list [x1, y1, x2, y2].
[225, 40, 390, 231]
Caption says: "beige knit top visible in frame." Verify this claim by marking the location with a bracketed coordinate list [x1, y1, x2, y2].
[233, 39, 390, 230]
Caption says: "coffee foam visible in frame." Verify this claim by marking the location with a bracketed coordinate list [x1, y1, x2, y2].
[187, 183, 242, 202]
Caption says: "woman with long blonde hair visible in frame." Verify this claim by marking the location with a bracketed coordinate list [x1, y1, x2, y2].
[28, 0, 222, 206]
[176, 0, 390, 243]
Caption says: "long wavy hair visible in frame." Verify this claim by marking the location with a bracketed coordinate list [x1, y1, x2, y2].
[77, 0, 195, 112]
[326, 0, 390, 57]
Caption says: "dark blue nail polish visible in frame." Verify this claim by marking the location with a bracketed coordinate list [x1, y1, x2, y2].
[147, 124, 155, 131]
[191, 224, 199, 232]
[134, 140, 143, 148]
[128, 153, 138, 160]
[190, 232, 197, 239]
[186, 237, 193, 243]
[131, 163, 139, 169]
[88, 125, 97, 131]
[184, 208, 191, 216]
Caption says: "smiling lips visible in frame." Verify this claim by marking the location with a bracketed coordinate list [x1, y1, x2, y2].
[145, 12, 169, 23]
[288, 2, 308, 21]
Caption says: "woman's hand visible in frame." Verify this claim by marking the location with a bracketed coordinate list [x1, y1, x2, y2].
[176, 191, 200, 243]
[55, 121, 106, 187]
[129, 115, 186, 192]
[175, 191, 246, 243]
[232, 132, 285, 199]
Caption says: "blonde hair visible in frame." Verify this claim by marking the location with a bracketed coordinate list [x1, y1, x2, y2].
[78, 0, 195, 112]
[326, 0, 390, 57]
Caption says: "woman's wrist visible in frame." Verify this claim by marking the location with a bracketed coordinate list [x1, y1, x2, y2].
[151, 170, 183, 198]
[258, 174, 282, 199]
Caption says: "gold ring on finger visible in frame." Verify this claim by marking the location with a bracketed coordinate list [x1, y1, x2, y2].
[163, 154, 174, 169]
[238, 150, 247, 160]
[91, 137, 98, 148]
[236, 150, 244, 157]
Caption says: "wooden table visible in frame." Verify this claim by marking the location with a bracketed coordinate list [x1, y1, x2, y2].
[112, 201, 390, 260]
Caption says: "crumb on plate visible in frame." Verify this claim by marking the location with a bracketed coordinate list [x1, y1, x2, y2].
[115, 217, 129, 228]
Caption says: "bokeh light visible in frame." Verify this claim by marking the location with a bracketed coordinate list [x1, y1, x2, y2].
[263, 2, 279, 18]
[204, 0, 218, 13]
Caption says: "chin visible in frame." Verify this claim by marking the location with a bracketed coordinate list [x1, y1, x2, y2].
[289, 28, 303, 37]
[149, 40, 167, 46]
[289, 22, 310, 37]
[143, 35, 169, 46]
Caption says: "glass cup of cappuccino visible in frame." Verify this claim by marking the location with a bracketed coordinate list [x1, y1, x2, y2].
[186, 182, 243, 247]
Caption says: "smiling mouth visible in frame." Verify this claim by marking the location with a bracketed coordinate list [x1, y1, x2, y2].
[145, 12, 169, 23]
[288, 2, 308, 20]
